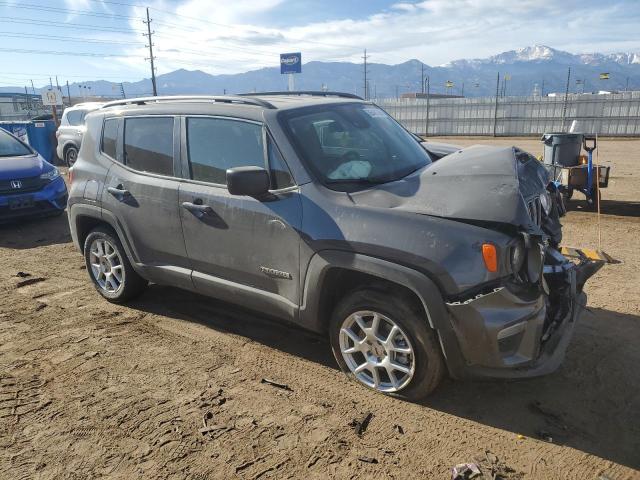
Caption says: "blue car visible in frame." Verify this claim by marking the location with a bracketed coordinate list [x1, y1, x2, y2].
[0, 127, 67, 222]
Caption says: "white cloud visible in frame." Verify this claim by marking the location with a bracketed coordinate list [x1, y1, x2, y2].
[115, 0, 639, 76]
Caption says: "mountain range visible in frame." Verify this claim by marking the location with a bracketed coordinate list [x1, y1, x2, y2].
[3, 45, 639, 99]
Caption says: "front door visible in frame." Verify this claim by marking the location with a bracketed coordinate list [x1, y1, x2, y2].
[178, 116, 301, 320]
[101, 115, 191, 288]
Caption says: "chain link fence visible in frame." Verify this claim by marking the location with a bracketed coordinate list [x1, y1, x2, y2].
[376, 91, 640, 136]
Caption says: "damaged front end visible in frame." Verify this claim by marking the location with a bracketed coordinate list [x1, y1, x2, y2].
[445, 149, 603, 378]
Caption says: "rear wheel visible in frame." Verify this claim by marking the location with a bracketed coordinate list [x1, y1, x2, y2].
[329, 287, 444, 401]
[65, 145, 78, 167]
[84, 226, 147, 303]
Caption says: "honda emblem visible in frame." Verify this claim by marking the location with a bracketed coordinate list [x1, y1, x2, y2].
[10, 180, 22, 189]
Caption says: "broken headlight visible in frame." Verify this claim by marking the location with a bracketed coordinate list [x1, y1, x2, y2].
[539, 191, 552, 215]
[510, 240, 526, 275]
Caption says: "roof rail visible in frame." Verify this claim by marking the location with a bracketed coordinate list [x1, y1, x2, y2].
[101, 95, 275, 109]
[239, 91, 363, 100]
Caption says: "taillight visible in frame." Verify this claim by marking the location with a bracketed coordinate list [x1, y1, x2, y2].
[482, 243, 498, 272]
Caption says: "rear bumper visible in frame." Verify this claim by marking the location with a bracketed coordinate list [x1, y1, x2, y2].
[0, 176, 68, 221]
[444, 257, 592, 379]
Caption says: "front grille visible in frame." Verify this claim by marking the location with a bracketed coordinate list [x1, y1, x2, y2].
[0, 176, 48, 195]
[528, 196, 542, 227]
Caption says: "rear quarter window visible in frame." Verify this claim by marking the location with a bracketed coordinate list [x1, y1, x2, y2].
[101, 118, 119, 160]
[65, 110, 86, 126]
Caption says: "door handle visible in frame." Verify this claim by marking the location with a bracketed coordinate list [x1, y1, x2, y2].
[181, 201, 213, 218]
[107, 185, 130, 198]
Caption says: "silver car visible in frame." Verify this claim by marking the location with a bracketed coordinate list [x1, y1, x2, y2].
[56, 102, 103, 166]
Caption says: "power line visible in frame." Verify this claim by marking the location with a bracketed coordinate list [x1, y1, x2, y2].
[0, 47, 143, 58]
[0, 1, 144, 20]
[0, 31, 145, 46]
[0, 16, 144, 34]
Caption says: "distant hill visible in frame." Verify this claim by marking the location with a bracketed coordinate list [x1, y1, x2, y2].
[2, 45, 638, 99]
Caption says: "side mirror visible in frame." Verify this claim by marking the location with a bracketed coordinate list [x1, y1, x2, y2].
[226, 166, 270, 197]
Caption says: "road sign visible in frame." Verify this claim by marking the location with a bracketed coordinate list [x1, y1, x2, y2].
[280, 52, 302, 74]
[41, 89, 62, 106]
[445, 80, 454, 88]
[599, 73, 610, 80]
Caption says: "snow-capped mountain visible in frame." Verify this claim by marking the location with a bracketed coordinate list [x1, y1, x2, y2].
[443, 45, 640, 68]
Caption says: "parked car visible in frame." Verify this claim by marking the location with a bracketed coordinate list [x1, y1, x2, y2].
[0, 127, 67, 221]
[56, 102, 104, 166]
[67, 93, 601, 400]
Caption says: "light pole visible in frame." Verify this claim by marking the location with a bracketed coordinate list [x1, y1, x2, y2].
[424, 76, 430, 137]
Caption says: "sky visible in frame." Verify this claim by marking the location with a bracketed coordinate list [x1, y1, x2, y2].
[0, 0, 638, 89]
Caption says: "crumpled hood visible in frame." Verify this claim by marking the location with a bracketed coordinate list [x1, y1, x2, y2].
[0, 154, 45, 180]
[350, 145, 549, 229]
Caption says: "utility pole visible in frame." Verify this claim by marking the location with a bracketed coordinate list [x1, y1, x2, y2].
[66, 80, 71, 105]
[30, 79, 36, 95]
[362, 49, 369, 100]
[541, 79, 545, 97]
[461, 82, 464, 97]
[424, 75, 430, 136]
[144, 7, 158, 96]
[561, 67, 571, 130]
[421, 63, 425, 94]
[493, 72, 500, 137]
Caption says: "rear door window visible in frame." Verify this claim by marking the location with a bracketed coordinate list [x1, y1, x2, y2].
[101, 118, 118, 160]
[124, 117, 174, 176]
[186, 117, 264, 184]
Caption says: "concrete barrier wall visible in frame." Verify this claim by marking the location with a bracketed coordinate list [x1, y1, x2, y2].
[376, 91, 640, 136]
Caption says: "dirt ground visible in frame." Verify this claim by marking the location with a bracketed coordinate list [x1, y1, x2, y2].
[1, 137, 638, 479]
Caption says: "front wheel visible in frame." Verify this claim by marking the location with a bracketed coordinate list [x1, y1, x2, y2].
[329, 287, 444, 401]
[84, 226, 147, 303]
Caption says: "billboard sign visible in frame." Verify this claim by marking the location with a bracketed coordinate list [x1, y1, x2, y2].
[280, 52, 301, 74]
[41, 89, 62, 106]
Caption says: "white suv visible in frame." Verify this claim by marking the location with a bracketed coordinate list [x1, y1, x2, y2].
[56, 102, 103, 166]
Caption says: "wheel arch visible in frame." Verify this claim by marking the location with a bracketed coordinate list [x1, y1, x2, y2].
[69, 204, 139, 268]
[298, 250, 467, 377]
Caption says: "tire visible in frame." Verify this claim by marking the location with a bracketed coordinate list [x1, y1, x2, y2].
[83, 226, 147, 303]
[65, 145, 78, 167]
[329, 287, 445, 401]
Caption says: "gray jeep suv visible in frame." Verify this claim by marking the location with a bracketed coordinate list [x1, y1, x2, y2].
[67, 93, 600, 400]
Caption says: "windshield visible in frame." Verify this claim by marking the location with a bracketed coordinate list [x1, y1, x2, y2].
[0, 129, 33, 157]
[282, 103, 431, 189]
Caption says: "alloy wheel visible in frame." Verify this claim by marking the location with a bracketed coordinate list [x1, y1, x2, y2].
[89, 238, 124, 293]
[339, 310, 415, 392]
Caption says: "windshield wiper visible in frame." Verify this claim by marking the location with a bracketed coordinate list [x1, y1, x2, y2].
[325, 178, 385, 185]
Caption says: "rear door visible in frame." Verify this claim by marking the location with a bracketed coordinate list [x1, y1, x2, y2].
[101, 115, 192, 288]
[178, 115, 302, 319]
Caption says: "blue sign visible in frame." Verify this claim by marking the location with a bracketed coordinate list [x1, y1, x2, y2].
[280, 52, 301, 74]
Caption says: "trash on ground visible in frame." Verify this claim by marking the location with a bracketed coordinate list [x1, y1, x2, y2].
[349, 412, 373, 436]
[357, 456, 378, 464]
[451, 462, 482, 479]
[260, 378, 293, 391]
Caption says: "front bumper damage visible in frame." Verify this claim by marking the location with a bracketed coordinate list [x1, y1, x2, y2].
[444, 247, 602, 379]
